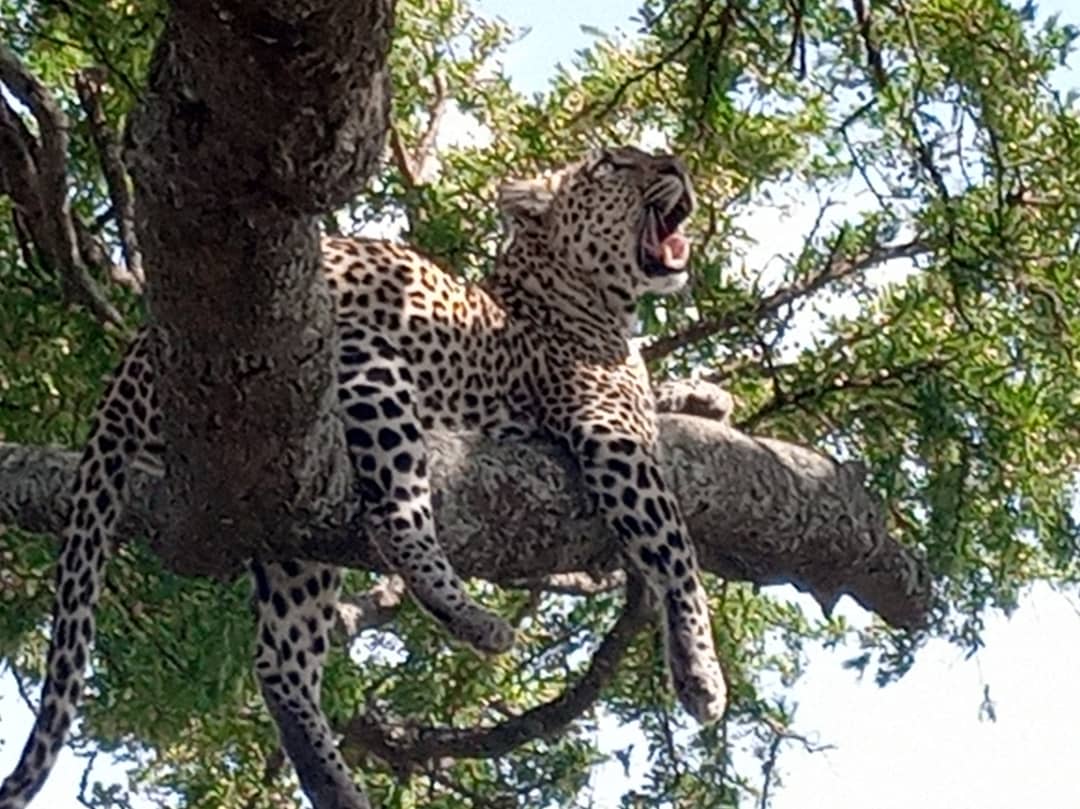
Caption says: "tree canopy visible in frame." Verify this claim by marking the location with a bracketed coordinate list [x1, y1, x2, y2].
[0, 0, 1077, 807]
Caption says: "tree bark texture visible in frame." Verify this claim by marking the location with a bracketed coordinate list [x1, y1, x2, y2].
[124, 0, 394, 569]
[0, 413, 931, 631]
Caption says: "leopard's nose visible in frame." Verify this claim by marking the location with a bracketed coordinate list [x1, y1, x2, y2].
[658, 156, 686, 178]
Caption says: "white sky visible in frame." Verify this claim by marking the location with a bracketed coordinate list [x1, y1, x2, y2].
[3, 1, 1080, 807]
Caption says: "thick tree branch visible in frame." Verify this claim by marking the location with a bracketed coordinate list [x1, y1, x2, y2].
[342, 576, 650, 772]
[0, 410, 930, 792]
[642, 237, 931, 362]
[0, 44, 67, 211]
[0, 414, 931, 631]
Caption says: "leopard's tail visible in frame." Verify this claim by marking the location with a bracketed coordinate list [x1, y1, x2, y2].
[1, 338, 158, 809]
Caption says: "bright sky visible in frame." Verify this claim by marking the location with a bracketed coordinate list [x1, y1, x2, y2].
[3, 2, 1079, 807]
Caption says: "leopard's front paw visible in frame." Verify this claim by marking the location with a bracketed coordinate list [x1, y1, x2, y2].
[664, 603, 728, 724]
[671, 655, 728, 724]
[450, 603, 516, 655]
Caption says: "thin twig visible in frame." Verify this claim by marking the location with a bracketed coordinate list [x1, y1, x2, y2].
[334, 576, 408, 640]
[8, 665, 37, 712]
[643, 237, 931, 361]
[851, 0, 888, 89]
[738, 356, 947, 430]
[570, 0, 715, 127]
[786, 0, 808, 79]
[75, 750, 100, 809]
[388, 71, 448, 188]
[75, 67, 144, 291]
[0, 44, 125, 328]
[758, 712, 834, 808]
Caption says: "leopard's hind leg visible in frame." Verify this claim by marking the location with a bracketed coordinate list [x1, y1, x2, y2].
[251, 559, 370, 809]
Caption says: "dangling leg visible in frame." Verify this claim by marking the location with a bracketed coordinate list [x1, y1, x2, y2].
[337, 349, 513, 654]
[251, 560, 370, 809]
[562, 421, 727, 724]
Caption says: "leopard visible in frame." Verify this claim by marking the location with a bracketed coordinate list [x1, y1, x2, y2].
[0, 145, 728, 809]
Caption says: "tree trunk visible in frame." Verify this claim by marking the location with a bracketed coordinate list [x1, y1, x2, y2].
[124, 0, 395, 569]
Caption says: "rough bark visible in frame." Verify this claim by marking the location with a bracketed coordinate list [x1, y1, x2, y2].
[124, 0, 394, 573]
[0, 413, 931, 631]
[104, 8, 396, 803]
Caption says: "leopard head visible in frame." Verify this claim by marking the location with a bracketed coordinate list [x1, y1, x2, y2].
[497, 146, 694, 309]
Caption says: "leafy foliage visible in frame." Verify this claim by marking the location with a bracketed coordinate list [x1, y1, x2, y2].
[0, 0, 1077, 806]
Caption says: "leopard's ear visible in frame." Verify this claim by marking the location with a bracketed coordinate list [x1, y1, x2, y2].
[496, 166, 572, 222]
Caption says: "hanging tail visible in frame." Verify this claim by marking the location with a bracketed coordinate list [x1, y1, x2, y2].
[1, 336, 158, 808]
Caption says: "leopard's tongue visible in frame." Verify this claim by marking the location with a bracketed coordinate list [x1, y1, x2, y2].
[659, 231, 690, 271]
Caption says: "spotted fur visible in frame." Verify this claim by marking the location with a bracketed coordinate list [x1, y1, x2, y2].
[1, 146, 726, 809]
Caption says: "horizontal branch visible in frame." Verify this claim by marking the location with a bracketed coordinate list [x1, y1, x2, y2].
[0, 414, 930, 631]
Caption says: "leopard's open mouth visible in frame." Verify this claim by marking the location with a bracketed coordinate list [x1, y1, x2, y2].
[640, 191, 692, 277]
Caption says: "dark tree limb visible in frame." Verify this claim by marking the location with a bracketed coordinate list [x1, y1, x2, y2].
[342, 576, 651, 773]
[0, 43, 126, 328]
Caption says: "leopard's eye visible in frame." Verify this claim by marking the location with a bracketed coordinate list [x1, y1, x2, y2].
[585, 150, 632, 181]
[585, 152, 616, 180]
